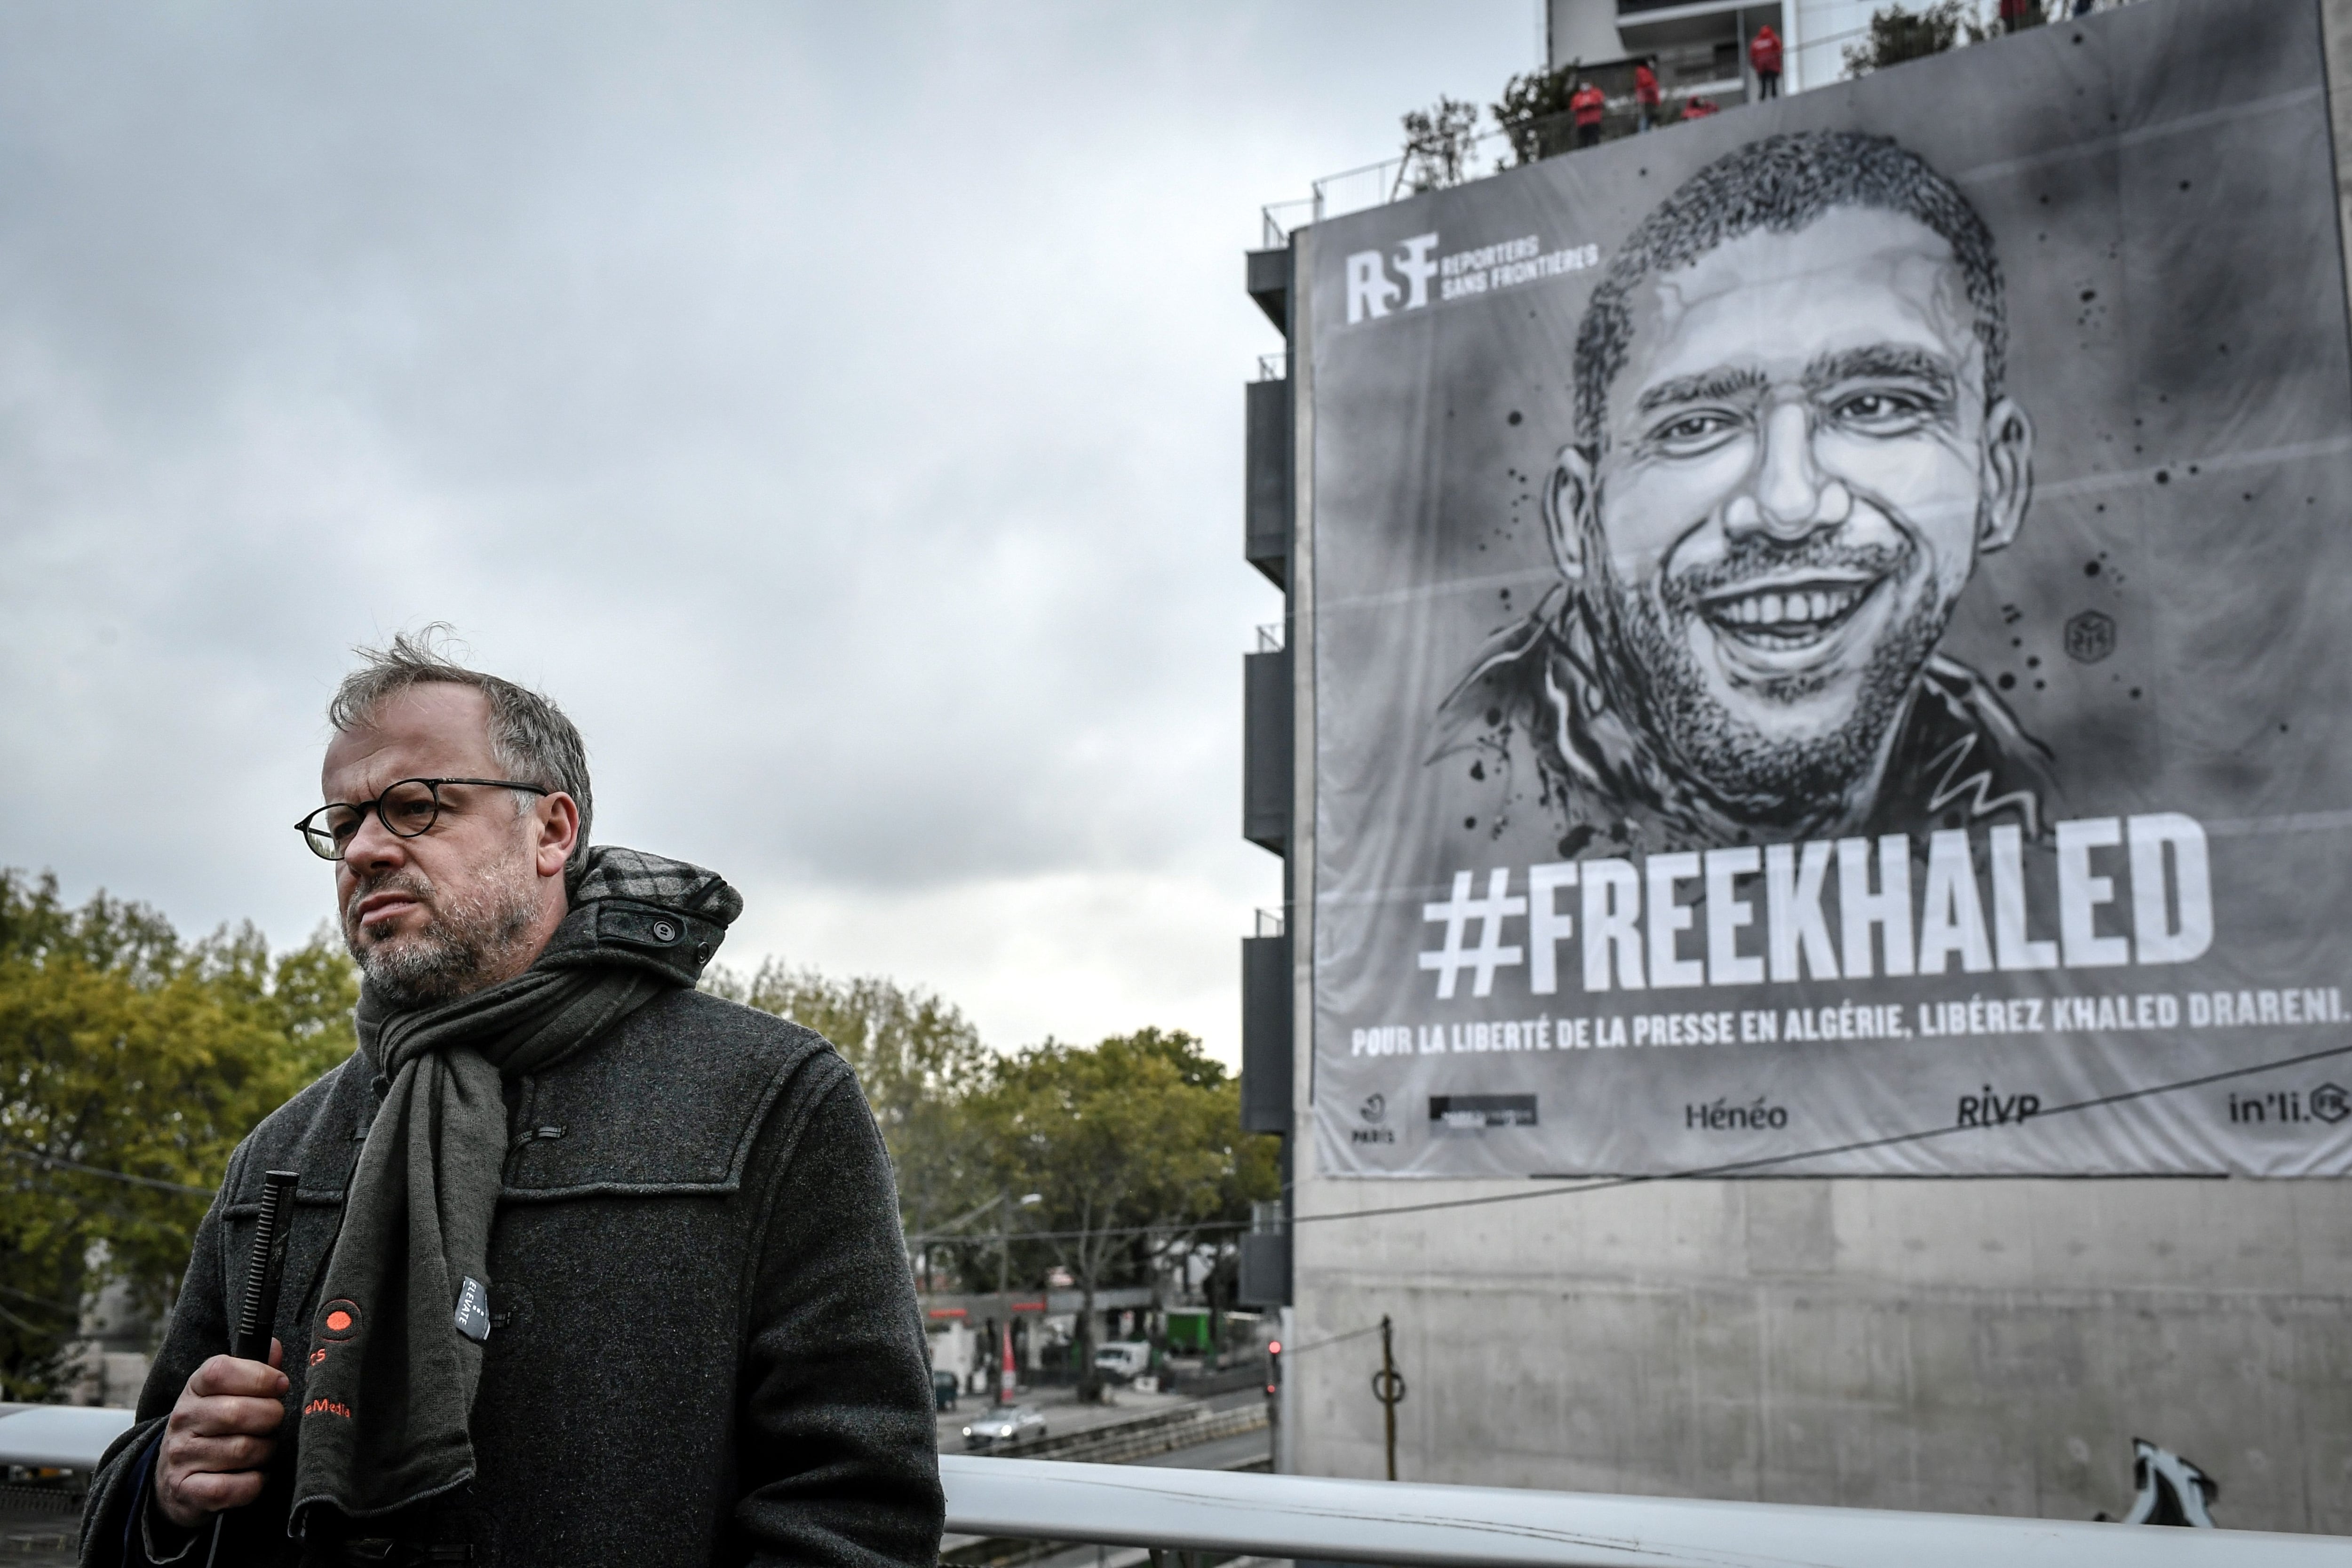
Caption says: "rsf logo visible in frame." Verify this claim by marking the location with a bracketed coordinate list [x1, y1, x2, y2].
[2313, 1083, 2350, 1125]
[1351, 1090, 1396, 1146]
[1346, 234, 1439, 324]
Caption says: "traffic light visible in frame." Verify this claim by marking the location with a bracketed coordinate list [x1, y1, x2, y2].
[1264, 1339, 1282, 1399]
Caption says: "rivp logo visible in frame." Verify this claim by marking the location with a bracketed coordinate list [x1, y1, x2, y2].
[1347, 233, 1439, 324]
[1958, 1085, 2041, 1126]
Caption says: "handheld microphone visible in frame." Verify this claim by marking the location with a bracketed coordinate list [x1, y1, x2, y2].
[207, 1169, 299, 1568]
[231, 1170, 299, 1361]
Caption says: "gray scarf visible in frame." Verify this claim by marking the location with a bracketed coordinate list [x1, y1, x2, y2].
[291, 846, 741, 1530]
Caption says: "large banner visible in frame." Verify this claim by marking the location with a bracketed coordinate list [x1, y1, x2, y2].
[1308, 0, 2352, 1178]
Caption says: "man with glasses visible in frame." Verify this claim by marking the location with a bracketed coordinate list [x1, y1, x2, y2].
[79, 631, 944, 1567]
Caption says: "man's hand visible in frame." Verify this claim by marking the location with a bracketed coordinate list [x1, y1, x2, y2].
[153, 1340, 287, 1531]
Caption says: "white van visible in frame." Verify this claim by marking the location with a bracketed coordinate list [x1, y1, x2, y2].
[1092, 1341, 1151, 1382]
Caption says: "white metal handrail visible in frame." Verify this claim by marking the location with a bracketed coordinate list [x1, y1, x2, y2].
[0, 1403, 132, 1470]
[939, 1454, 2347, 1568]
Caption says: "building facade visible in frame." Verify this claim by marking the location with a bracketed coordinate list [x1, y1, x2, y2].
[1238, 0, 2352, 1534]
[1549, 0, 1879, 102]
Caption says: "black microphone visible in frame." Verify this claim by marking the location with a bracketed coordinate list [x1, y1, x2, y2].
[207, 1168, 299, 1568]
[231, 1170, 299, 1361]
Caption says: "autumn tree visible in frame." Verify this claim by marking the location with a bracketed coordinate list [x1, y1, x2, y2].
[1492, 64, 1579, 166]
[1843, 0, 1979, 74]
[708, 959, 993, 1260]
[964, 1028, 1276, 1399]
[0, 871, 356, 1399]
[1399, 96, 1481, 193]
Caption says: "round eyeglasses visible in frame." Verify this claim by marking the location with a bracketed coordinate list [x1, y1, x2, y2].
[294, 777, 552, 861]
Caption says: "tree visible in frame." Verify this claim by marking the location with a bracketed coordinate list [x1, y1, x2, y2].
[963, 1028, 1277, 1400]
[1843, 0, 1980, 75]
[0, 871, 356, 1399]
[1492, 64, 1578, 167]
[1399, 96, 1481, 194]
[707, 959, 993, 1269]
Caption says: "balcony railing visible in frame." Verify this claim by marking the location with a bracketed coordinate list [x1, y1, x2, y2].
[14, 1412, 2347, 1560]
[1260, 123, 1517, 247]
[942, 1455, 2349, 1568]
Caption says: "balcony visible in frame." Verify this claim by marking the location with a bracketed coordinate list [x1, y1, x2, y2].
[1241, 645, 1291, 853]
[1244, 378, 1291, 589]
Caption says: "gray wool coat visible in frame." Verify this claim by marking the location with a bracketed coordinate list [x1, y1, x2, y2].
[79, 988, 946, 1568]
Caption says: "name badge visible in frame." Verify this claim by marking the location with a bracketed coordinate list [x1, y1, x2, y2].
[453, 1276, 492, 1343]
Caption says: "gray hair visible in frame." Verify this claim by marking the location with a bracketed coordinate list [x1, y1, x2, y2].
[328, 626, 594, 875]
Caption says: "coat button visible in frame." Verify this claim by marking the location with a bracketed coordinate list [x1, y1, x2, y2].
[652, 919, 678, 943]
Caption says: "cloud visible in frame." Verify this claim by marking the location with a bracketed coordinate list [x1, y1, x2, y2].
[0, 0, 1540, 1058]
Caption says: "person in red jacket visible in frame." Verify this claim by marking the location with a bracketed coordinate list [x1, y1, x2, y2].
[1634, 59, 1661, 132]
[1571, 79, 1607, 148]
[1749, 24, 1783, 98]
[1681, 95, 1719, 121]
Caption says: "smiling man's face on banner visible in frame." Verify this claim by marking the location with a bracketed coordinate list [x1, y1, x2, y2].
[1550, 205, 2034, 810]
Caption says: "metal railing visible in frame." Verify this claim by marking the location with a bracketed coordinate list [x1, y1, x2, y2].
[0, 1403, 132, 1471]
[940, 1455, 2349, 1568]
[1254, 114, 1598, 244]
[18, 1408, 2345, 1561]
[1261, 140, 1493, 247]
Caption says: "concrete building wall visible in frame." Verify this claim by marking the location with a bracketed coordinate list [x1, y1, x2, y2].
[1284, 1173, 2352, 1530]
[1546, 0, 1631, 69]
[1281, 9, 2352, 1529]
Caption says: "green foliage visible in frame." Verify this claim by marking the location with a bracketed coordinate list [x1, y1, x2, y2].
[0, 872, 1265, 1405]
[705, 959, 993, 1242]
[709, 970, 1281, 1338]
[0, 870, 357, 1398]
[1492, 64, 1578, 167]
[1843, 0, 1994, 76]
[961, 1028, 1278, 1393]
[1399, 96, 1481, 194]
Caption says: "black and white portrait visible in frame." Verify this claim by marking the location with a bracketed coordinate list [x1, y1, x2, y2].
[1305, 0, 2352, 1180]
[1438, 132, 2054, 854]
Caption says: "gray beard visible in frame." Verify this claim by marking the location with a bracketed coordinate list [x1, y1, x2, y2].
[344, 860, 540, 1009]
[1598, 536, 1949, 828]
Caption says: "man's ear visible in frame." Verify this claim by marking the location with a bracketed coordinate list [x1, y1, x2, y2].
[1977, 396, 2034, 554]
[535, 793, 580, 880]
[1546, 445, 1599, 582]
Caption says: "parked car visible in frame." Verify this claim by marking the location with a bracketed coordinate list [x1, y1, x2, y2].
[961, 1405, 1049, 1451]
[1092, 1341, 1151, 1383]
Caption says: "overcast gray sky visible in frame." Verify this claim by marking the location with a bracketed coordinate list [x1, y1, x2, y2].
[0, 2, 1542, 1060]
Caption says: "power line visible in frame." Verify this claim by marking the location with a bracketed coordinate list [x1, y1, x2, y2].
[1282, 1321, 1383, 1358]
[0, 1143, 216, 1196]
[19, 1038, 2323, 1242]
[0, 1281, 79, 1316]
[1291, 1041, 2352, 1230]
[906, 1217, 1251, 1248]
[913, 1047, 2344, 1252]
